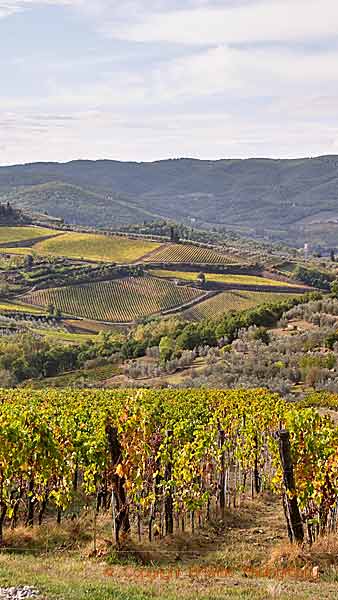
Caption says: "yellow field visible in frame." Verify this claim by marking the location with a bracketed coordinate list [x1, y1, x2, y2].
[144, 243, 239, 265]
[31, 232, 162, 263]
[0, 301, 47, 314]
[150, 269, 301, 288]
[183, 291, 298, 321]
[0, 247, 34, 256]
[0, 226, 61, 245]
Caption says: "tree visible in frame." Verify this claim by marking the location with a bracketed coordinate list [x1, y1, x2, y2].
[24, 254, 33, 271]
[47, 304, 55, 317]
[197, 272, 206, 286]
[252, 327, 270, 345]
[170, 226, 180, 243]
[330, 280, 338, 298]
[159, 336, 174, 363]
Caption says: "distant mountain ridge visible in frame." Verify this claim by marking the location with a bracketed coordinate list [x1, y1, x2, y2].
[1, 155, 338, 246]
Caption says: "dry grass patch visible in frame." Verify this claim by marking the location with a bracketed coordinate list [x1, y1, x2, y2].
[269, 532, 338, 573]
[1, 497, 338, 599]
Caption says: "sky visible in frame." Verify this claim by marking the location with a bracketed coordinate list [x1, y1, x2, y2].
[1, 0, 338, 165]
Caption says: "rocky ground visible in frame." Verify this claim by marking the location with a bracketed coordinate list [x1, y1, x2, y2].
[0, 587, 40, 599]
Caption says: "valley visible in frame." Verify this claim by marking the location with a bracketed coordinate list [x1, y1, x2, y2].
[0, 217, 337, 600]
[3, 156, 338, 247]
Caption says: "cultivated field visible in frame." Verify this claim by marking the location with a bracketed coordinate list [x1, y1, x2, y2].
[151, 269, 301, 288]
[32, 232, 162, 263]
[143, 243, 239, 265]
[22, 276, 205, 322]
[0, 300, 47, 314]
[0, 246, 34, 255]
[0, 225, 61, 245]
[183, 290, 298, 321]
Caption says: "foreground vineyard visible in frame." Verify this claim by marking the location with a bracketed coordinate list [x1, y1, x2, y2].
[23, 276, 205, 322]
[0, 388, 336, 546]
[144, 243, 239, 265]
[183, 290, 298, 320]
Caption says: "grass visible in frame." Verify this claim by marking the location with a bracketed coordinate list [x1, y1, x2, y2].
[32, 233, 162, 263]
[31, 328, 96, 344]
[64, 319, 122, 334]
[22, 277, 206, 322]
[0, 495, 337, 599]
[0, 301, 47, 315]
[0, 247, 34, 256]
[151, 270, 301, 288]
[183, 291, 299, 321]
[24, 363, 119, 387]
[0, 226, 61, 246]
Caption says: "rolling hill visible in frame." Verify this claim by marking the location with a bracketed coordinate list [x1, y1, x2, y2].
[22, 277, 207, 322]
[2, 155, 338, 245]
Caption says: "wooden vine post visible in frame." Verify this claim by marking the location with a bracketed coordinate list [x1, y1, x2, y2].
[106, 421, 130, 545]
[253, 434, 261, 495]
[277, 430, 304, 544]
[218, 425, 226, 514]
[164, 429, 174, 536]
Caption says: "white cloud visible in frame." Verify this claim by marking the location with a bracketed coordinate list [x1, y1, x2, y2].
[1, 0, 338, 163]
[0, 0, 80, 19]
[100, 0, 338, 45]
[144, 45, 338, 105]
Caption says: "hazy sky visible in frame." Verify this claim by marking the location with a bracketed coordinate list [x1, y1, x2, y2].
[1, 0, 338, 164]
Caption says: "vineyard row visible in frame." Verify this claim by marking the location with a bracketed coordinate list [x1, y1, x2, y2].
[144, 243, 238, 265]
[0, 389, 336, 546]
[22, 277, 204, 322]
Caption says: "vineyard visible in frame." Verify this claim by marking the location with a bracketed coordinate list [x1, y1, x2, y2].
[150, 269, 301, 288]
[0, 388, 336, 548]
[22, 277, 206, 322]
[32, 232, 162, 263]
[183, 290, 299, 321]
[143, 243, 239, 265]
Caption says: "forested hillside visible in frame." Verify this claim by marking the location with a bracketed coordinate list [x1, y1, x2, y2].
[2, 155, 338, 246]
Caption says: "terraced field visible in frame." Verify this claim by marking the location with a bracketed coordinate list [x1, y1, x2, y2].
[0, 226, 61, 245]
[144, 243, 239, 265]
[150, 269, 302, 288]
[22, 277, 205, 322]
[183, 291, 299, 321]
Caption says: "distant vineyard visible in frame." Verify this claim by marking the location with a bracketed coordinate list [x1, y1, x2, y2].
[144, 243, 239, 265]
[33, 232, 162, 263]
[183, 290, 299, 321]
[22, 277, 205, 322]
[150, 269, 300, 288]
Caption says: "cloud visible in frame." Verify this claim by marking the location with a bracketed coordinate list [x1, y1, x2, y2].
[0, 0, 79, 19]
[154, 45, 338, 100]
[99, 0, 338, 46]
[1, 0, 338, 164]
